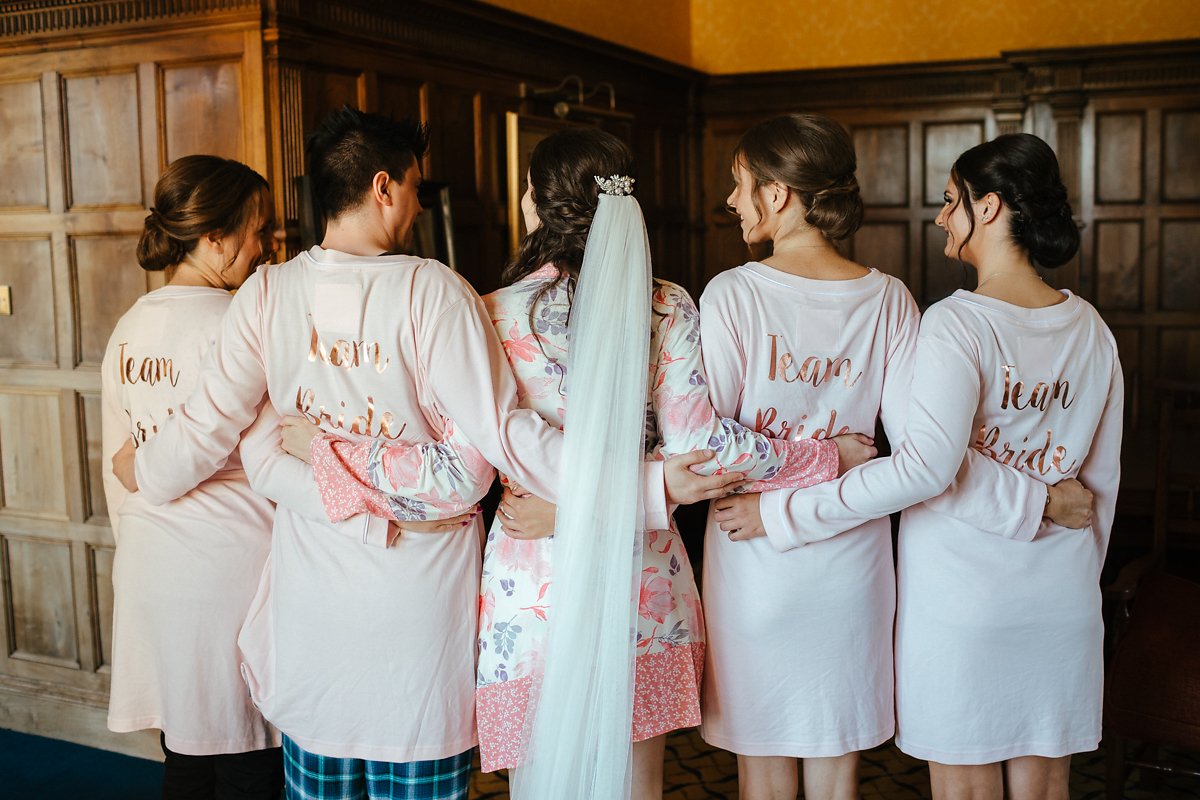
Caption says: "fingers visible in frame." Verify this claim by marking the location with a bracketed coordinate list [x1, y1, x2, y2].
[670, 448, 714, 471]
[852, 433, 874, 445]
[696, 470, 747, 500]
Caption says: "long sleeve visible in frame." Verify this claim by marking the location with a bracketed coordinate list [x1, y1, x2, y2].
[100, 347, 131, 541]
[305, 418, 494, 523]
[421, 293, 670, 529]
[132, 273, 268, 504]
[656, 285, 837, 489]
[1076, 353, 1123, 564]
[238, 404, 394, 547]
[875, 292, 1048, 541]
[760, 317, 987, 551]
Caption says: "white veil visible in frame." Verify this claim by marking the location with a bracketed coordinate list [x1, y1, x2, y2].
[510, 177, 652, 800]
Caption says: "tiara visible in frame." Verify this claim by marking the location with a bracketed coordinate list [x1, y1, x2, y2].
[594, 175, 635, 196]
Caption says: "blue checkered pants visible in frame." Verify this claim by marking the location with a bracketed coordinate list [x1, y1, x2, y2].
[282, 736, 471, 800]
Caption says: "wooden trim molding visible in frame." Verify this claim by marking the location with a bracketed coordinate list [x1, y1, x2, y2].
[703, 40, 1200, 118]
[0, 0, 259, 38]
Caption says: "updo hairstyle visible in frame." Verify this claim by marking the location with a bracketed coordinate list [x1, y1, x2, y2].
[733, 113, 863, 241]
[137, 155, 268, 272]
[502, 127, 633, 293]
[950, 133, 1079, 268]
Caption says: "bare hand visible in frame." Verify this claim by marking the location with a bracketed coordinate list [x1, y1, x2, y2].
[498, 487, 557, 540]
[401, 506, 479, 533]
[664, 449, 747, 505]
[280, 416, 322, 463]
[832, 433, 877, 476]
[712, 493, 766, 541]
[1045, 479, 1094, 528]
[112, 440, 138, 492]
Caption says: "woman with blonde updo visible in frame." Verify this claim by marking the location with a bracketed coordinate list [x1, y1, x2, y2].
[101, 155, 284, 799]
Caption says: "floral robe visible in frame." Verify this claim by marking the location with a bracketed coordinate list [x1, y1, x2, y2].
[309, 265, 839, 771]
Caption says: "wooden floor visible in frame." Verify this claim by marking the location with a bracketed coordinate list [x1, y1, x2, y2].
[470, 729, 1200, 799]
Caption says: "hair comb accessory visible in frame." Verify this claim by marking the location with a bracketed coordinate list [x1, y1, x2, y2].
[594, 174, 635, 196]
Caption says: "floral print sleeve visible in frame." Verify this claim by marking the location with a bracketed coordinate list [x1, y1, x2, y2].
[650, 281, 838, 491]
[309, 418, 495, 523]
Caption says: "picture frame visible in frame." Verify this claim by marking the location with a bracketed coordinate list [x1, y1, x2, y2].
[505, 111, 577, 254]
[412, 180, 457, 269]
[295, 176, 457, 269]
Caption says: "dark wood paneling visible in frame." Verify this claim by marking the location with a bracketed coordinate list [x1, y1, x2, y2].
[1160, 219, 1200, 311]
[852, 222, 908, 278]
[1163, 109, 1200, 202]
[1095, 221, 1143, 311]
[853, 125, 908, 207]
[1096, 112, 1145, 204]
[923, 121, 984, 206]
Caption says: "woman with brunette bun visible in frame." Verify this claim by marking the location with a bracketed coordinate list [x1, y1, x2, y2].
[717, 132, 1119, 799]
[101, 155, 284, 799]
[701, 119, 1091, 800]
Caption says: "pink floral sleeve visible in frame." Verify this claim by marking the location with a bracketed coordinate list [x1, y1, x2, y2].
[309, 418, 495, 523]
[651, 282, 838, 491]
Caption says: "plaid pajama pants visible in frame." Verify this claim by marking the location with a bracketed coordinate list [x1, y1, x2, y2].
[282, 736, 471, 800]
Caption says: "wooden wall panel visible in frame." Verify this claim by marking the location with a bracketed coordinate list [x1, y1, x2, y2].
[0, 79, 48, 209]
[1095, 221, 1142, 311]
[853, 125, 908, 206]
[1162, 110, 1200, 202]
[923, 220, 965, 306]
[1160, 219, 1200, 311]
[923, 121, 984, 206]
[0, 390, 68, 518]
[78, 393, 106, 522]
[1161, 328, 1200, 382]
[90, 545, 114, 671]
[63, 72, 143, 209]
[3, 536, 79, 668]
[70, 235, 144, 368]
[852, 223, 908, 278]
[1096, 112, 1145, 204]
[163, 61, 243, 162]
[301, 68, 360, 135]
[376, 76, 424, 122]
[0, 237, 56, 366]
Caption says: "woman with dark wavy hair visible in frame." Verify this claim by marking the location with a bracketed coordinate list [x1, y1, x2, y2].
[717, 132, 1119, 800]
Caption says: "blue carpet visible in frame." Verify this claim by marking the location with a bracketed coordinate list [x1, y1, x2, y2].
[0, 727, 162, 799]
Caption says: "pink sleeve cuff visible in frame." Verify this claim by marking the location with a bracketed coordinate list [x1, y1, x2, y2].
[760, 489, 804, 552]
[641, 460, 670, 532]
[748, 437, 839, 492]
[310, 434, 401, 525]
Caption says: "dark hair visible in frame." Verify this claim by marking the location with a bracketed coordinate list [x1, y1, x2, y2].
[137, 155, 268, 271]
[305, 105, 429, 221]
[732, 113, 863, 241]
[950, 133, 1079, 268]
[501, 127, 633, 296]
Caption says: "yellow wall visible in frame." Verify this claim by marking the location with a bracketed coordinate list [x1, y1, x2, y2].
[691, 0, 1200, 73]
[484, 0, 1198, 73]
[479, 0, 692, 66]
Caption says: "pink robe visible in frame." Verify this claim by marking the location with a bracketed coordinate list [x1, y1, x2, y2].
[101, 286, 276, 756]
[759, 289, 1122, 763]
[698, 264, 1046, 758]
